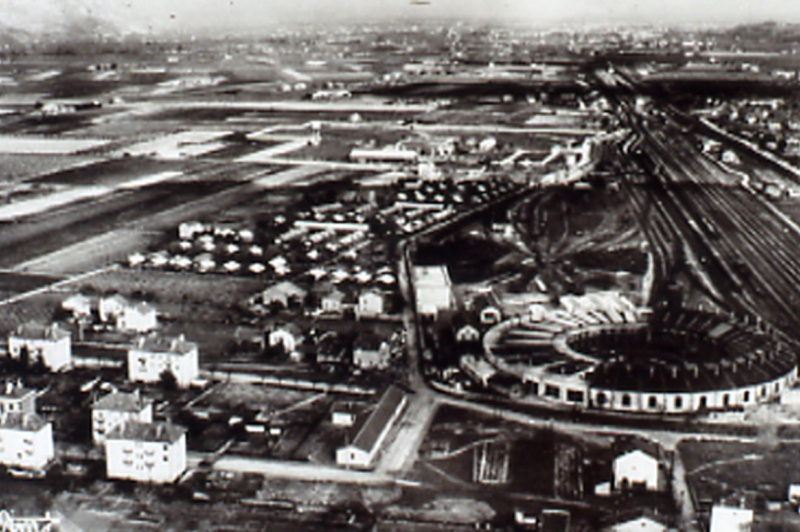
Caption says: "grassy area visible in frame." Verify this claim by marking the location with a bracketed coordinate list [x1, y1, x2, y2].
[679, 439, 800, 503]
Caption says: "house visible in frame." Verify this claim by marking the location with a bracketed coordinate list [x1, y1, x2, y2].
[710, 504, 753, 532]
[92, 390, 153, 445]
[8, 322, 71, 371]
[315, 332, 350, 366]
[355, 290, 385, 320]
[413, 266, 455, 318]
[127, 334, 199, 388]
[234, 326, 265, 352]
[0, 381, 36, 415]
[336, 386, 407, 469]
[320, 287, 347, 315]
[455, 324, 480, 343]
[117, 302, 158, 333]
[613, 445, 664, 492]
[62, 294, 92, 319]
[480, 306, 503, 325]
[331, 401, 360, 427]
[352, 332, 391, 370]
[262, 281, 307, 309]
[0, 413, 54, 471]
[268, 323, 304, 361]
[467, 293, 503, 325]
[603, 513, 668, 532]
[104, 421, 186, 484]
[99, 294, 129, 323]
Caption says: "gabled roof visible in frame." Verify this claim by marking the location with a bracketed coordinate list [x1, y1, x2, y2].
[613, 437, 662, 462]
[106, 421, 185, 444]
[353, 331, 389, 352]
[263, 281, 307, 300]
[12, 322, 70, 341]
[0, 382, 36, 400]
[601, 511, 669, 531]
[270, 322, 304, 338]
[129, 301, 157, 315]
[0, 412, 48, 432]
[94, 391, 149, 413]
[101, 293, 129, 306]
[347, 385, 406, 453]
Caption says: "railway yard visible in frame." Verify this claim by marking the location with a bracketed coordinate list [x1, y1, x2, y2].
[3, 20, 800, 532]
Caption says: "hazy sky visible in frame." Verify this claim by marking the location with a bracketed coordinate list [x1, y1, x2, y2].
[1, 0, 799, 35]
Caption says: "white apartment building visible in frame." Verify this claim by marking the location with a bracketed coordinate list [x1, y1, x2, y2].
[127, 334, 199, 388]
[8, 322, 71, 371]
[92, 390, 153, 445]
[104, 422, 186, 483]
[0, 413, 54, 471]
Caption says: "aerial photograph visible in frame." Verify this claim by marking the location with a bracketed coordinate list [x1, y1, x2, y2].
[3, 0, 800, 530]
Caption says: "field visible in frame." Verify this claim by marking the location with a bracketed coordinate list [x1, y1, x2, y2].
[32, 157, 182, 187]
[0, 154, 100, 183]
[74, 268, 263, 309]
[0, 135, 111, 155]
[678, 439, 800, 504]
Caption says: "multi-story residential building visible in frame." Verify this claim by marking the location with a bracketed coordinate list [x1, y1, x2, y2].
[0, 413, 54, 471]
[7, 322, 71, 371]
[92, 390, 153, 445]
[104, 422, 186, 483]
[127, 334, 199, 388]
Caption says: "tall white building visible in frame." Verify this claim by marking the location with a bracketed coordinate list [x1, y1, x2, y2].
[104, 422, 186, 484]
[92, 390, 153, 445]
[127, 334, 199, 388]
[0, 413, 54, 471]
[412, 266, 455, 318]
[8, 322, 71, 371]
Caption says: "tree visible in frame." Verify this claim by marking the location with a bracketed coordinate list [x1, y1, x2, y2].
[159, 369, 178, 392]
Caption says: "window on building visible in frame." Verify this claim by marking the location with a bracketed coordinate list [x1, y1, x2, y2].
[743, 391, 750, 402]
[699, 396, 707, 409]
[566, 390, 584, 403]
[648, 396, 657, 409]
[544, 385, 560, 399]
[596, 392, 607, 406]
[675, 397, 683, 409]
[621, 394, 631, 407]
[762, 386, 767, 397]
[776, 382, 781, 393]
[723, 394, 730, 407]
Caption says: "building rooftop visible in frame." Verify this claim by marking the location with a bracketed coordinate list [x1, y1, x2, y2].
[133, 334, 197, 355]
[94, 391, 149, 413]
[348, 385, 406, 453]
[0, 412, 48, 432]
[0, 381, 36, 400]
[412, 265, 452, 287]
[106, 421, 185, 443]
[12, 322, 70, 342]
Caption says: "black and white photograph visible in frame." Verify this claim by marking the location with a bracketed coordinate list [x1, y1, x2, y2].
[0, 0, 799, 530]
